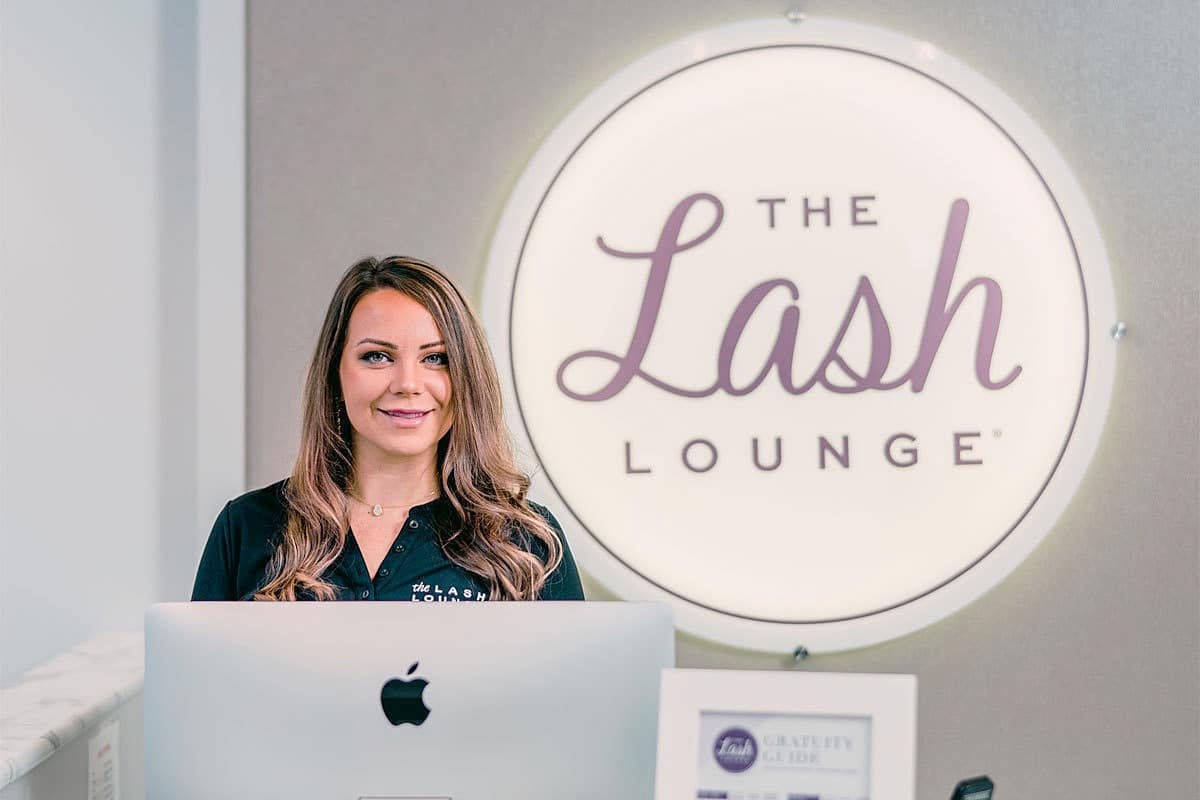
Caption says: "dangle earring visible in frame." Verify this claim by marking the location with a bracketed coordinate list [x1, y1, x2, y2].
[336, 400, 348, 441]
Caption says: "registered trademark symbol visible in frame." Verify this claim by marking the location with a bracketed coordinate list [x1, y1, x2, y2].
[992, 429, 1003, 438]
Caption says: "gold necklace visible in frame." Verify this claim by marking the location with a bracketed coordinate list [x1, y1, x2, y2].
[347, 488, 439, 517]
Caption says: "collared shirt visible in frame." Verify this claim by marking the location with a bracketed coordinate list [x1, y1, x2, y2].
[191, 480, 585, 602]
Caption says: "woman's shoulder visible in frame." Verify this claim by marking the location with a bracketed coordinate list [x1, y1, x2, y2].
[226, 478, 289, 516]
[217, 479, 291, 543]
[518, 500, 584, 600]
[511, 500, 573, 560]
[195, 479, 290, 601]
[524, 499, 562, 531]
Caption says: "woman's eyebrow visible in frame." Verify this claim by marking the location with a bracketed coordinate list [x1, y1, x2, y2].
[353, 338, 444, 350]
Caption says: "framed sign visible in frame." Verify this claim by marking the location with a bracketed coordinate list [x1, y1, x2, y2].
[482, 16, 1117, 651]
[654, 670, 917, 800]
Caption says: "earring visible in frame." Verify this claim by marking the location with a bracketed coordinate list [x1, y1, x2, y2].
[335, 400, 347, 441]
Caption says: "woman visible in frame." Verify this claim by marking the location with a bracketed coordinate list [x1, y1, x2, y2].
[192, 255, 584, 602]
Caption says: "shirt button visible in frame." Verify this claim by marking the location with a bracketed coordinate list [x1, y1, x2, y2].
[408, 520, 419, 529]
[393, 543, 405, 553]
[360, 590, 370, 599]
[379, 568, 389, 577]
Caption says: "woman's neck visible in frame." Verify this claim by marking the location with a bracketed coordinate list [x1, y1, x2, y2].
[349, 452, 440, 507]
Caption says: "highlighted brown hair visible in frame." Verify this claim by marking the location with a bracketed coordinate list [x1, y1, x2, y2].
[254, 256, 562, 601]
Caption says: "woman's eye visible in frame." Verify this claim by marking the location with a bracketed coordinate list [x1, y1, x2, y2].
[423, 352, 449, 367]
[361, 351, 392, 365]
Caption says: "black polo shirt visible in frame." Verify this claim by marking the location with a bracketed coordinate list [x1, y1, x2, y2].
[191, 480, 585, 602]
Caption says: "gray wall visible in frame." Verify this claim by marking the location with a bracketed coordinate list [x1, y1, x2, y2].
[247, 1, 1199, 795]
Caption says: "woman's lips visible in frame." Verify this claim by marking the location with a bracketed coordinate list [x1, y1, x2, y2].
[378, 408, 432, 427]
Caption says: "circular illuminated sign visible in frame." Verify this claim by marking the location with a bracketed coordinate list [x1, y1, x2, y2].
[482, 17, 1115, 651]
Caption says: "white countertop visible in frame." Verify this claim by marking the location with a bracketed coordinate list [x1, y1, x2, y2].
[0, 632, 143, 787]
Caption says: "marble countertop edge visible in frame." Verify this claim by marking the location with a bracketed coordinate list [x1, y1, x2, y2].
[0, 631, 144, 790]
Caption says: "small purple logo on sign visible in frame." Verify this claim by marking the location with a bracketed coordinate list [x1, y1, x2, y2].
[713, 727, 757, 773]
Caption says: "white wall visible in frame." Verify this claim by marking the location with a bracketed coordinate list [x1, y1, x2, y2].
[0, 0, 235, 686]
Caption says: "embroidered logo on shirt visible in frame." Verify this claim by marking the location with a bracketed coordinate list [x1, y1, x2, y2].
[410, 582, 487, 602]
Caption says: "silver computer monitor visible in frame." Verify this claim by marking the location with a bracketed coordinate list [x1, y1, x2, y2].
[145, 601, 674, 799]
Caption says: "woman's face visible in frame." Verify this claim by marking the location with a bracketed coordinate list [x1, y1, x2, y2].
[338, 289, 454, 470]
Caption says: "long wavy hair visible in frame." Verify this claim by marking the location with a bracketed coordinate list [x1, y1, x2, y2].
[254, 256, 562, 601]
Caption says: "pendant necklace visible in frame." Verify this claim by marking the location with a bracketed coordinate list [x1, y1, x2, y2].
[348, 488, 439, 517]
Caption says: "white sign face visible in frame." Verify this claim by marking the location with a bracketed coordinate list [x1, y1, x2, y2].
[654, 670, 915, 799]
[483, 18, 1115, 651]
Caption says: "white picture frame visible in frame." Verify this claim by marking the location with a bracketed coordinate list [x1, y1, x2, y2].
[655, 669, 917, 800]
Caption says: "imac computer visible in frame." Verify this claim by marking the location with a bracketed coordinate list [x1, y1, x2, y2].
[145, 601, 674, 799]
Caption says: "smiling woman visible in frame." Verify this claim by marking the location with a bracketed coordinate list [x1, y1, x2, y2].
[339, 290, 455, 472]
[192, 256, 584, 603]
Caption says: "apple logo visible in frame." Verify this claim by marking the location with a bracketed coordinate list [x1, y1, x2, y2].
[380, 662, 431, 726]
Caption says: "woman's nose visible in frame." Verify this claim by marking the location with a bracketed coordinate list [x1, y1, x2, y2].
[389, 361, 421, 394]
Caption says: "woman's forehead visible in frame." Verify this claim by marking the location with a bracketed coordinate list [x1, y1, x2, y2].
[346, 289, 442, 343]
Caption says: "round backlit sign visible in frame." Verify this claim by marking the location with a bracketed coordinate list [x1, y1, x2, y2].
[482, 17, 1115, 651]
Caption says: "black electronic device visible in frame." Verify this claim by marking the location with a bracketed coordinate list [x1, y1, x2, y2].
[950, 775, 994, 800]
